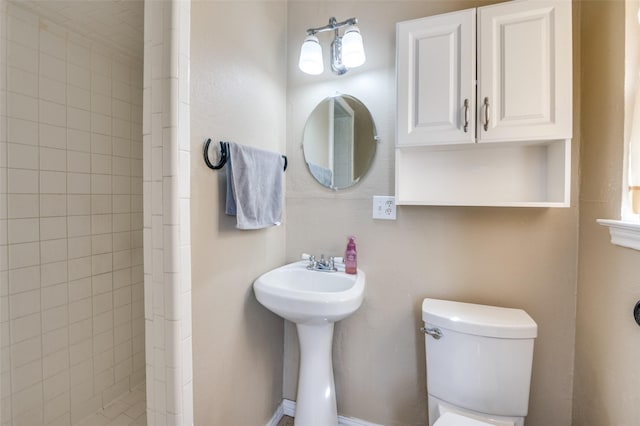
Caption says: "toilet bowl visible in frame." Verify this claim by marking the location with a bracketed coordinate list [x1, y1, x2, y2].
[422, 298, 537, 426]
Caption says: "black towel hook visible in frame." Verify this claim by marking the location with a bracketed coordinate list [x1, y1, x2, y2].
[203, 138, 287, 171]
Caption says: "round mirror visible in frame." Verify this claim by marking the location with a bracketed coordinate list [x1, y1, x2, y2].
[302, 95, 378, 190]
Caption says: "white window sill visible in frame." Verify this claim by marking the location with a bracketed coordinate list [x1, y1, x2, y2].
[597, 219, 640, 251]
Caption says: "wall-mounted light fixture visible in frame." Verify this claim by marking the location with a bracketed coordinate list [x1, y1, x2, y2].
[299, 17, 366, 76]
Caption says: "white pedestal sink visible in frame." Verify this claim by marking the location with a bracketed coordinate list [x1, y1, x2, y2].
[253, 261, 366, 426]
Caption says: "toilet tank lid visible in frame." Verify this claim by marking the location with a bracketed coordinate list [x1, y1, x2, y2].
[422, 299, 537, 339]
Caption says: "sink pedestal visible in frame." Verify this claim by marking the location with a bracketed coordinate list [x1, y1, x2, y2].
[295, 323, 338, 426]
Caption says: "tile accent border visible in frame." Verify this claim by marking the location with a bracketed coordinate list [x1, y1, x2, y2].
[142, 0, 193, 425]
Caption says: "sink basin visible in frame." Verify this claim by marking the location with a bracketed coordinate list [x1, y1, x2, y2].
[253, 260, 365, 324]
[253, 260, 366, 426]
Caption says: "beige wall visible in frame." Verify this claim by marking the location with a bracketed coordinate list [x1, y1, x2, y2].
[573, 1, 640, 425]
[189, 1, 288, 425]
[286, 2, 579, 425]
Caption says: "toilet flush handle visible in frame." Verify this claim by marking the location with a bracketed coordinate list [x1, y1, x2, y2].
[420, 327, 443, 340]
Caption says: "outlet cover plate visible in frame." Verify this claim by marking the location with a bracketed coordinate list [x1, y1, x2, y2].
[373, 196, 397, 220]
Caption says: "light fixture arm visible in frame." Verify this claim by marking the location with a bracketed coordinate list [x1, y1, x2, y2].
[306, 17, 358, 36]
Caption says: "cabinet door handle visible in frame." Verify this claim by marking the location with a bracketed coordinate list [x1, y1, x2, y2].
[463, 98, 470, 133]
[483, 97, 490, 131]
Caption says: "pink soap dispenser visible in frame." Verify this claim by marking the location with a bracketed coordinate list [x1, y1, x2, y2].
[345, 236, 357, 275]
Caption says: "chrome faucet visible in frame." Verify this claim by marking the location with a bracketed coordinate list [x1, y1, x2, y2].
[305, 254, 337, 272]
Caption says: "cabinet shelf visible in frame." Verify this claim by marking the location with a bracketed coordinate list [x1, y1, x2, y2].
[395, 139, 570, 207]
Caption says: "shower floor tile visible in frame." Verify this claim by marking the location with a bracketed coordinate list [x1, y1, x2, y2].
[76, 383, 146, 426]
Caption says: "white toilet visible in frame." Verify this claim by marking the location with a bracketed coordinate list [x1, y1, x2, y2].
[421, 298, 537, 426]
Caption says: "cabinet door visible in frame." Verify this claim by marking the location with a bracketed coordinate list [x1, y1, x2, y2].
[478, 0, 572, 143]
[396, 9, 476, 146]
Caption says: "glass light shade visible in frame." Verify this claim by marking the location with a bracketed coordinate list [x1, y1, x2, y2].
[341, 26, 365, 68]
[299, 35, 324, 75]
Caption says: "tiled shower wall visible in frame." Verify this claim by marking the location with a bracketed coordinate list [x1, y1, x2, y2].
[0, 2, 145, 424]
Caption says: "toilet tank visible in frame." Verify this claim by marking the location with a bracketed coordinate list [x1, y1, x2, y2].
[422, 299, 537, 418]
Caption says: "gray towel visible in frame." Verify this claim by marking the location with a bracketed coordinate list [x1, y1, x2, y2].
[225, 142, 284, 230]
[306, 162, 333, 187]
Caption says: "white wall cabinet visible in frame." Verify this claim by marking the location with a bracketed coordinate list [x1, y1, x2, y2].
[395, 0, 572, 207]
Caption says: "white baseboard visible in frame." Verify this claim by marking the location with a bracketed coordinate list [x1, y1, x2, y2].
[266, 399, 383, 426]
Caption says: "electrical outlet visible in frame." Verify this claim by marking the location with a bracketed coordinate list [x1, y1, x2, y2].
[373, 196, 397, 220]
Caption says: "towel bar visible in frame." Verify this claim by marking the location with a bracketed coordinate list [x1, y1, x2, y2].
[203, 139, 287, 171]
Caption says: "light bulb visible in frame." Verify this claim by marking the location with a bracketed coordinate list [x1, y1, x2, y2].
[299, 35, 324, 75]
[341, 26, 365, 68]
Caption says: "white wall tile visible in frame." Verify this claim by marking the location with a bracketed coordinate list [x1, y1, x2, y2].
[39, 76, 66, 105]
[69, 340, 91, 367]
[40, 171, 66, 194]
[91, 194, 111, 215]
[67, 215, 91, 238]
[12, 359, 42, 393]
[43, 349, 69, 379]
[7, 218, 39, 244]
[40, 261, 67, 287]
[67, 63, 91, 90]
[40, 238, 67, 264]
[8, 16, 38, 49]
[39, 123, 66, 150]
[67, 108, 91, 132]
[8, 194, 39, 219]
[8, 266, 40, 294]
[7, 41, 38, 74]
[68, 277, 91, 303]
[11, 336, 41, 368]
[40, 53, 66, 83]
[67, 173, 90, 194]
[7, 118, 38, 146]
[67, 151, 90, 173]
[8, 169, 38, 194]
[40, 29, 66, 60]
[67, 257, 91, 281]
[40, 217, 66, 241]
[43, 370, 70, 401]
[42, 283, 68, 310]
[91, 154, 111, 175]
[114, 137, 131, 159]
[40, 194, 67, 217]
[91, 133, 111, 155]
[93, 311, 113, 336]
[68, 299, 92, 326]
[91, 234, 112, 255]
[42, 327, 69, 358]
[91, 113, 111, 137]
[7, 67, 38, 98]
[8, 143, 38, 170]
[9, 289, 40, 319]
[10, 312, 41, 344]
[91, 214, 112, 235]
[67, 86, 90, 111]
[8, 242, 39, 269]
[40, 100, 66, 128]
[40, 147, 67, 172]
[92, 273, 112, 296]
[41, 307, 68, 335]
[7, 92, 38, 122]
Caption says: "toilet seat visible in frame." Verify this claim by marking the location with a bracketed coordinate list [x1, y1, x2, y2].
[434, 412, 493, 426]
